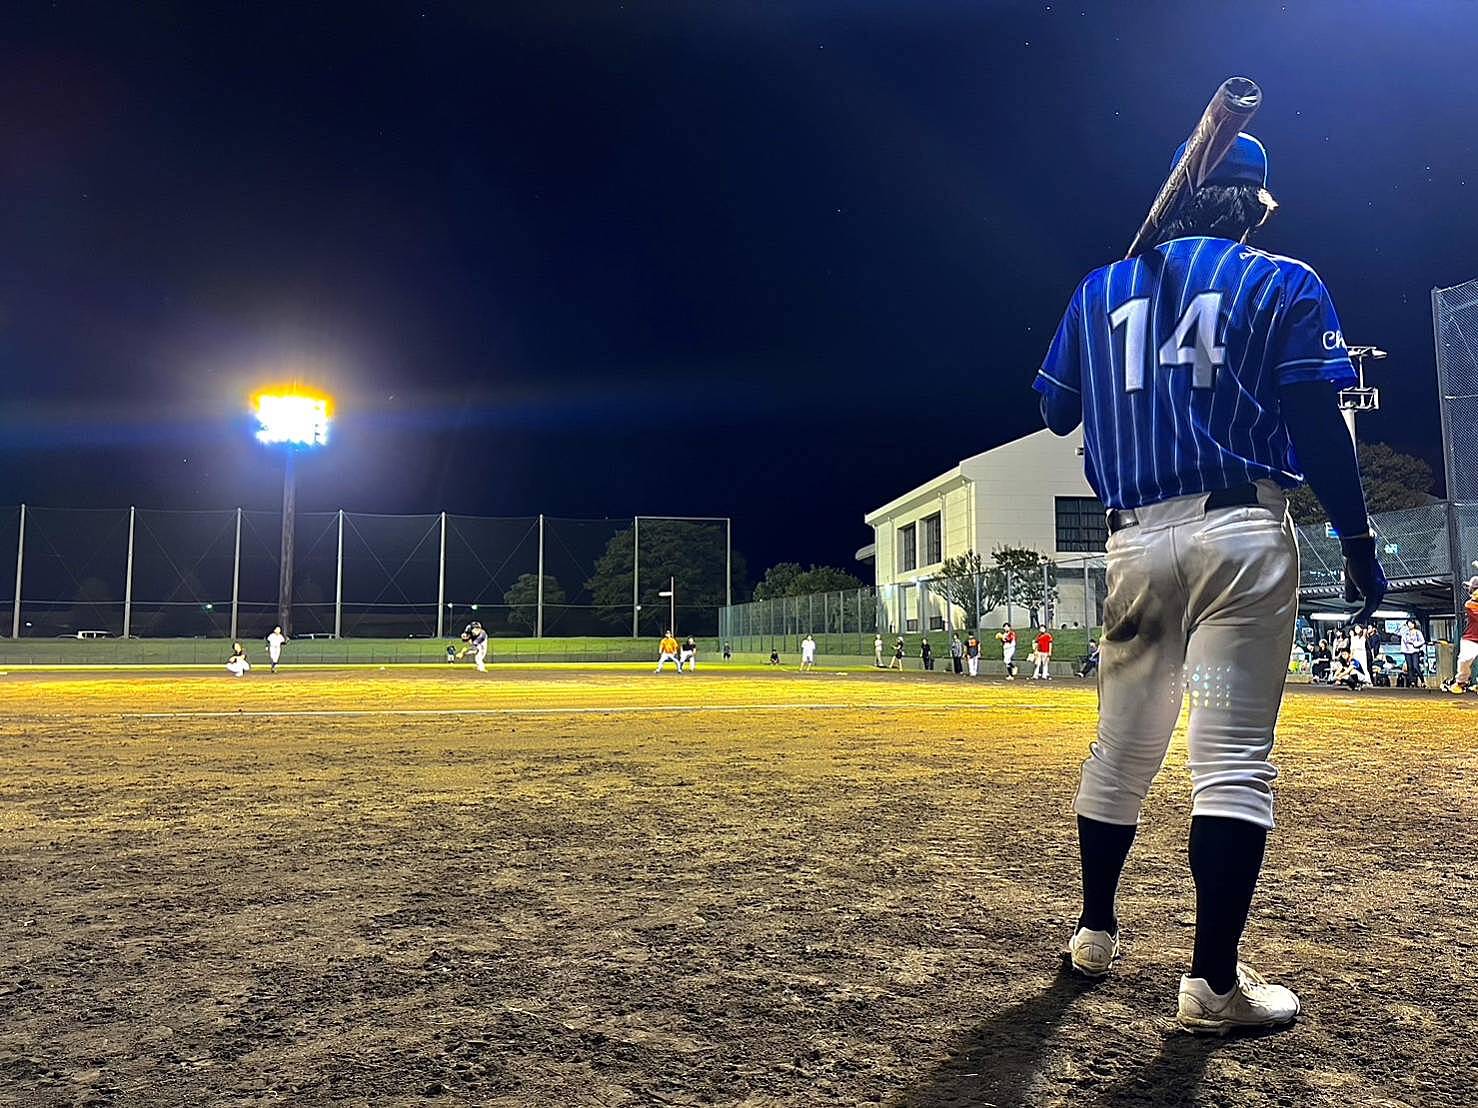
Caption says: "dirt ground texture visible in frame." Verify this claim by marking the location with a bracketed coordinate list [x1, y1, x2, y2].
[0, 667, 1473, 1107]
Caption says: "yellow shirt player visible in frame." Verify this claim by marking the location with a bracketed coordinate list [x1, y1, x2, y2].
[655, 631, 683, 674]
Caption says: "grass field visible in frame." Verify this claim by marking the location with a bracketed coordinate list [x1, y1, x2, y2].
[1, 667, 1473, 1107]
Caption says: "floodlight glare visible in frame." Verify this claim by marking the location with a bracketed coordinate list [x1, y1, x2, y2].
[254, 392, 331, 447]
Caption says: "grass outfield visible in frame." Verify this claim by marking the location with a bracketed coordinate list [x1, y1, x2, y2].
[1, 668, 1472, 1106]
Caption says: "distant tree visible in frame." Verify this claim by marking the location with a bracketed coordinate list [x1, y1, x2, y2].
[585, 521, 748, 634]
[753, 562, 804, 600]
[1288, 441, 1436, 524]
[503, 573, 566, 633]
[754, 562, 866, 600]
[991, 545, 1059, 628]
[930, 550, 1003, 630]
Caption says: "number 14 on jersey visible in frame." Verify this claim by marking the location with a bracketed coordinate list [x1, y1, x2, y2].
[1108, 291, 1226, 392]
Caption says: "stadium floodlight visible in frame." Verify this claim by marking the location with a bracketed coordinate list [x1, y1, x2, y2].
[252, 388, 334, 637]
[254, 391, 331, 446]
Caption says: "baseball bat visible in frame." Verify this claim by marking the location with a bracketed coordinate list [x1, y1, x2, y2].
[1125, 76, 1262, 258]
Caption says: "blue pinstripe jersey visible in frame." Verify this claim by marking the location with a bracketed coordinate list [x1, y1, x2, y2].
[1033, 237, 1357, 511]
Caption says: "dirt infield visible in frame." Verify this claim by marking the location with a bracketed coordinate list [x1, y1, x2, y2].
[0, 668, 1473, 1107]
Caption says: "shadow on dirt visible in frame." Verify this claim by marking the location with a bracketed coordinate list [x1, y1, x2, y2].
[1088, 1022, 1292, 1108]
[895, 964, 1096, 1108]
[894, 963, 1293, 1108]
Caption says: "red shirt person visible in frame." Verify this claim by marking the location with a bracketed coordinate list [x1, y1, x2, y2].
[1033, 630, 1054, 679]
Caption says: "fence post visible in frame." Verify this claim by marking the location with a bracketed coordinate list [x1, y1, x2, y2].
[1043, 563, 1051, 627]
[536, 513, 545, 638]
[334, 508, 344, 639]
[122, 506, 136, 639]
[1006, 567, 1014, 627]
[436, 511, 447, 638]
[1083, 560, 1092, 628]
[12, 504, 25, 638]
[229, 507, 242, 641]
[632, 516, 640, 639]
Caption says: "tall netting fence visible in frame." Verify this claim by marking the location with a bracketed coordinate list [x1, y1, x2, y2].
[1436, 278, 1478, 616]
[542, 517, 635, 637]
[634, 518, 729, 637]
[0, 507, 20, 626]
[3, 508, 733, 641]
[129, 509, 239, 638]
[238, 511, 283, 639]
[17, 507, 130, 638]
[1293, 503, 1450, 591]
[443, 515, 540, 637]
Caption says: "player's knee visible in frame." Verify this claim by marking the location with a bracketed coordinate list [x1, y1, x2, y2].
[1189, 766, 1277, 830]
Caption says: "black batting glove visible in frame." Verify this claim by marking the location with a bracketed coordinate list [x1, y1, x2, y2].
[1340, 534, 1387, 624]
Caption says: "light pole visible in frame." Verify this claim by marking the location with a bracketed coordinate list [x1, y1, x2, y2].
[253, 390, 332, 638]
[658, 577, 676, 635]
[1338, 345, 1386, 445]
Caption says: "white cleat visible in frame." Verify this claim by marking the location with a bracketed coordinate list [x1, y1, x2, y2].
[1177, 963, 1301, 1034]
[1064, 926, 1119, 978]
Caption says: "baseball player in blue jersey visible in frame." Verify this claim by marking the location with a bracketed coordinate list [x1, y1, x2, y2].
[1036, 133, 1386, 1032]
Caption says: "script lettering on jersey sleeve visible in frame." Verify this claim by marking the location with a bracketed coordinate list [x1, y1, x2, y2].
[1271, 268, 1357, 389]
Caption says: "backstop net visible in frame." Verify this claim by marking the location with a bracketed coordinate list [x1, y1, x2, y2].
[1435, 278, 1478, 612]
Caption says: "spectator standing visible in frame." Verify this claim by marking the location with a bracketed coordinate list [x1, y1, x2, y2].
[1400, 620, 1426, 687]
[1033, 629, 1054, 679]
[1347, 624, 1370, 679]
[920, 638, 934, 671]
[965, 632, 981, 678]
[950, 634, 964, 675]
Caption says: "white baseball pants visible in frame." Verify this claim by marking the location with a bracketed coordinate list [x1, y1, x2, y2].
[1074, 482, 1298, 832]
[1457, 639, 1478, 683]
[967, 655, 979, 677]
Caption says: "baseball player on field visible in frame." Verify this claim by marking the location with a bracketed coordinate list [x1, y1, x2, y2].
[1036, 132, 1385, 1032]
[655, 630, 682, 673]
[459, 621, 489, 672]
[266, 625, 286, 673]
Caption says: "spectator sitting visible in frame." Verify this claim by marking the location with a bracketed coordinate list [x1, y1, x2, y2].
[1309, 638, 1332, 683]
[1329, 649, 1370, 690]
[1078, 639, 1100, 678]
[1371, 652, 1400, 688]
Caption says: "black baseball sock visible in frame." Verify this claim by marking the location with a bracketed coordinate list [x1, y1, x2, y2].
[1188, 814, 1268, 995]
[1077, 815, 1137, 934]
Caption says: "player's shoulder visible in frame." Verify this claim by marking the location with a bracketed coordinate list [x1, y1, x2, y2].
[1234, 245, 1329, 288]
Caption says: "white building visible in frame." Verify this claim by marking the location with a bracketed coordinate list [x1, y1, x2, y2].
[860, 428, 1103, 633]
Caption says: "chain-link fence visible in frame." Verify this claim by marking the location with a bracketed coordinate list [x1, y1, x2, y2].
[720, 553, 1108, 658]
[2, 506, 732, 640]
[1436, 278, 1478, 618]
[721, 503, 1463, 660]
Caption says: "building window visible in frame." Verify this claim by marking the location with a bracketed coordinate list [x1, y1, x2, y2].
[899, 523, 917, 572]
[929, 614, 945, 631]
[1055, 496, 1108, 552]
[921, 513, 942, 565]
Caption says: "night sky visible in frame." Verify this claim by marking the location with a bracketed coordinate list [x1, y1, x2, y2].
[5, 1, 1478, 577]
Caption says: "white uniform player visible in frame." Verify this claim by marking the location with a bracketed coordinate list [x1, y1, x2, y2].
[679, 636, 698, 672]
[226, 641, 251, 677]
[800, 634, 817, 671]
[462, 622, 488, 672]
[266, 626, 286, 673]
